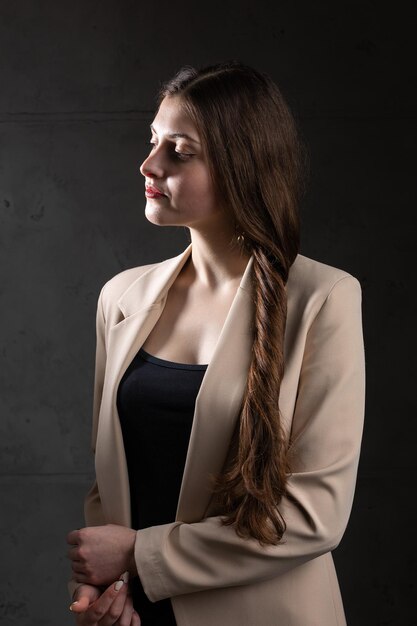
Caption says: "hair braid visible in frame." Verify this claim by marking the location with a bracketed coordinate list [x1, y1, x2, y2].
[209, 244, 290, 545]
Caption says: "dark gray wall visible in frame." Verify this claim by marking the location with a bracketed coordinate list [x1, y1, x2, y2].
[0, 2, 414, 624]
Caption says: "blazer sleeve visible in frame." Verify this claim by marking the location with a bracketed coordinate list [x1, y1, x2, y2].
[68, 285, 108, 600]
[133, 274, 366, 602]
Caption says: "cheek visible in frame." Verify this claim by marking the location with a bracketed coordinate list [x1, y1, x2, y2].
[177, 170, 216, 207]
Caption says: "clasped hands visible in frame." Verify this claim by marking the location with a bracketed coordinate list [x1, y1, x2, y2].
[66, 524, 140, 625]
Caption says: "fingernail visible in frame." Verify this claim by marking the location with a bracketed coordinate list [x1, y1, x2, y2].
[69, 601, 79, 611]
[120, 571, 129, 583]
[114, 579, 124, 591]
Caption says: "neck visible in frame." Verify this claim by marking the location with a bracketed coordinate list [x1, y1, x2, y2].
[183, 227, 251, 290]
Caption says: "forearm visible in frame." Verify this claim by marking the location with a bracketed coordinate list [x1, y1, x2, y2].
[134, 463, 358, 601]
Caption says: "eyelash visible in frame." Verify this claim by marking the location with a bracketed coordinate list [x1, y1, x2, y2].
[148, 140, 194, 161]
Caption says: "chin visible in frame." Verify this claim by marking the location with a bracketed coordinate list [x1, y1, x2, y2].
[144, 205, 179, 227]
[145, 205, 166, 225]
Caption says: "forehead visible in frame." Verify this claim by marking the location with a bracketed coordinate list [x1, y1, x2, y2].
[152, 96, 199, 139]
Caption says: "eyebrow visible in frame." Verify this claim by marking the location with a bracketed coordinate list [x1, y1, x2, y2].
[150, 124, 200, 145]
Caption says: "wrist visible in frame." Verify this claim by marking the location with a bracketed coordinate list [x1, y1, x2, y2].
[127, 529, 138, 577]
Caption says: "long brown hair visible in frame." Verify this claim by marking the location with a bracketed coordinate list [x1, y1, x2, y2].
[158, 61, 308, 546]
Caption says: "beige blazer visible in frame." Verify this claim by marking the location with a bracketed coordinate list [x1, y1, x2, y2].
[70, 242, 366, 626]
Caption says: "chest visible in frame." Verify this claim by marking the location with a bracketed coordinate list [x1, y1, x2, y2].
[141, 281, 240, 365]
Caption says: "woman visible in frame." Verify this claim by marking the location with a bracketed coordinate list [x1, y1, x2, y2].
[66, 61, 366, 626]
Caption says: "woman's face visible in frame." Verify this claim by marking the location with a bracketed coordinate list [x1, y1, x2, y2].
[140, 96, 227, 232]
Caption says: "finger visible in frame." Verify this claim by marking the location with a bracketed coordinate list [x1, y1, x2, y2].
[83, 579, 128, 625]
[69, 595, 90, 613]
[97, 583, 129, 626]
[71, 561, 86, 573]
[72, 572, 91, 585]
[71, 562, 86, 574]
[67, 529, 81, 545]
[68, 546, 83, 561]
[131, 611, 141, 626]
[70, 586, 101, 613]
[111, 593, 134, 626]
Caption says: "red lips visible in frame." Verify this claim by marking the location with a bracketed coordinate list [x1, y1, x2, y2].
[145, 184, 166, 198]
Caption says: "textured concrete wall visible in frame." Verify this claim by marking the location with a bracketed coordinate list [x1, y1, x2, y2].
[0, 2, 414, 624]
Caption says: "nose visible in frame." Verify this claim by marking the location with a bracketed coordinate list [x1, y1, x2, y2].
[140, 147, 165, 180]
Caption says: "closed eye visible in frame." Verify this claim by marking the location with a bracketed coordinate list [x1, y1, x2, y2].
[174, 151, 195, 161]
[147, 140, 195, 161]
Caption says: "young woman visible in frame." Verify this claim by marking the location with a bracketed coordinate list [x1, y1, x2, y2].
[66, 61, 366, 626]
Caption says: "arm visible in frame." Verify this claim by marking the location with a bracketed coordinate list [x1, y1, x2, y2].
[133, 275, 366, 601]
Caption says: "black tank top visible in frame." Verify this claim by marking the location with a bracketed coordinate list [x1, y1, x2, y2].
[117, 347, 208, 626]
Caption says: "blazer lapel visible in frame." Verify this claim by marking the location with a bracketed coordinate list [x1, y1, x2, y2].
[95, 243, 255, 526]
[176, 263, 255, 522]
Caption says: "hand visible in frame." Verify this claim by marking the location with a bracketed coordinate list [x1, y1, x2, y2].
[67, 525, 138, 587]
[69, 580, 141, 625]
